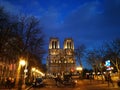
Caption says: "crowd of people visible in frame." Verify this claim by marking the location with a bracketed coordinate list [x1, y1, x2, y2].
[0, 77, 15, 89]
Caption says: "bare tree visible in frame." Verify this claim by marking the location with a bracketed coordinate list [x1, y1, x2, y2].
[12, 15, 46, 83]
[0, 6, 22, 62]
[0, 6, 46, 85]
[12, 15, 46, 61]
[105, 39, 120, 79]
[75, 44, 86, 67]
[0, 6, 10, 30]
[86, 46, 107, 82]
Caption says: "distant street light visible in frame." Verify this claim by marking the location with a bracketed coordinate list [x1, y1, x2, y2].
[76, 66, 83, 71]
[76, 66, 83, 79]
[32, 67, 36, 72]
[31, 67, 45, 79]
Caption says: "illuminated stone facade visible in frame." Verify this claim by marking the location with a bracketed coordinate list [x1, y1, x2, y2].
[47, 37, 76, 74]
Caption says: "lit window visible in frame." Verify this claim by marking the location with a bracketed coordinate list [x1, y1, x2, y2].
[59, 61, 61, 63]
[71, 61, 73, 63]
[56, 60, 58, 63]
[51, 61, 53, 63]
[64, 61, 67, 63]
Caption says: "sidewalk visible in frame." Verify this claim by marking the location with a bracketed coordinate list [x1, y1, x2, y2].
[80, 79, 120, 89]
[0, 84, 32, 90]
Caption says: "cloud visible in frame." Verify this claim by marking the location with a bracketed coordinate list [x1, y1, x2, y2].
[38, 0, 120, 47]
[1, 0, 120, 47]
[61, 0, 120, 46]
[102, 0, 120, 26]
[40, 7, 64, 37]
[0, 0, 21, 14]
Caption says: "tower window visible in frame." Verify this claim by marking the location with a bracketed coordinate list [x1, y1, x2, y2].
[67, 42, 69, 49]
[52, 41, 54, 49]
[70, 42, 72, 49]
[51, 41, 58, 49]
[66, 42, 72, 49]
[55, 41, 57, 49]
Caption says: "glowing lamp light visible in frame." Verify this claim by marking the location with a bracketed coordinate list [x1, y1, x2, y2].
[19, 60, 26, 66]
[32, 68, 36, 71]
[76, 66, 83, 71]
[24, 69, 28, 73]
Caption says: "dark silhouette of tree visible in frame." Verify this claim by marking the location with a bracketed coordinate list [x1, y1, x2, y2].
[75, 44, 86, 67]
[0, 6, 21, 62]
[104, 38, 120, 79]
[0, 6, 46, 85]
[0, 6, 10, 30]
[86, 46, 107, 82]
[0, 6, 45, 65]
[15, 15, 45, 59]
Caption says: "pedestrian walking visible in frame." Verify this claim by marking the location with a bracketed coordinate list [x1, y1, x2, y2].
[107, 73, 114, 87]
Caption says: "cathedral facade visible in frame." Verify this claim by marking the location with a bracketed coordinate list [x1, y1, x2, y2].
[47, 37, 76, 74]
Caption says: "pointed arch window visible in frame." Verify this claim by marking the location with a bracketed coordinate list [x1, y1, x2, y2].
[55, 41, 57, 49]
[67, 42, 69, 49]
[51, 41, 58, 49]
[69, 42, 72, 49]
[52, 41, 54, 49]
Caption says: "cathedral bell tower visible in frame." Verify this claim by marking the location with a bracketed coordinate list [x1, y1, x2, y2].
[63, 38, 76, 72]
[47, 37, 76, 74]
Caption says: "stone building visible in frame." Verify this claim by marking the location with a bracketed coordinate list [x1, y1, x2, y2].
[47, 37, 76, 75]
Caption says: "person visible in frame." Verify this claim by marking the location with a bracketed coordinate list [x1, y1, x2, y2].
[6, 77, 12, 89]
[107, 73, 114, 87]
[55, 75, 62, 86]
[89, 73, 93, 83]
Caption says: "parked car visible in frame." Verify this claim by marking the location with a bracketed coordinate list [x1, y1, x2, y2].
[32, 78, 45, 87]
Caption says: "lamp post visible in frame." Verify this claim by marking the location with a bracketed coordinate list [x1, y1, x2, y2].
[31, 67, 36, 82]
[20, 59, 28, 84]
[17, 59, 26, 90]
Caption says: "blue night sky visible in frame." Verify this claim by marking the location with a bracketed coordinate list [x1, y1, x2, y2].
[1, 0, 120, 68]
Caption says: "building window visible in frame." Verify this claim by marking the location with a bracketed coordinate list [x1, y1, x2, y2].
[59, 61, 61, 63]
[64, 60, 67, 63]
[66, 42, 72, 49]
[51, 41, 58, 49]
[68, 59, 74, 63]
[71, 61, 73, 63]
[67, 42, 69, 49]
[56, 60, 58, 63]
[52, 41, 54, 49]
[51, 60, 53, 63]
[55, 41, 57, 49]
[70, 42, 72, 49]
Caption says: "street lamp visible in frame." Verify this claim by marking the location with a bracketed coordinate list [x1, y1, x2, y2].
[19, 59, 27, 88]
[31, 67, 36, 82]
[32, 67, 36, 72]
[19, 60, 26, 66]
[16, 57, 28, 90]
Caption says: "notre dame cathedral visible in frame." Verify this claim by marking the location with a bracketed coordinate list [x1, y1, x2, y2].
[47, 37, 76, 74]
